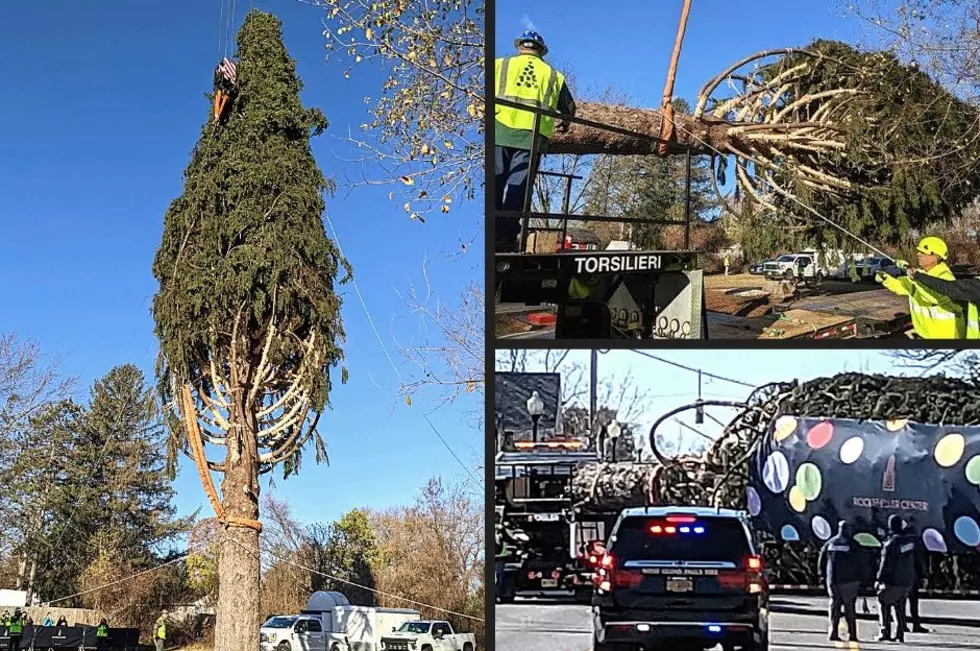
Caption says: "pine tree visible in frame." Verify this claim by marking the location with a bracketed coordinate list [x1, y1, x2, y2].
[151, 12, 349, 649]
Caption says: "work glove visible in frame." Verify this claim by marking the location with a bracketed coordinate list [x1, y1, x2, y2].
[875, 272, 888, 284]
[880, 265, 905, 278]
[556, 121, 570, 134]
[895, 259, 910, 270]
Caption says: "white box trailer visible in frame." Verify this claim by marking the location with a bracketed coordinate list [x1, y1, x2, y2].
[261, 592, 420, 651]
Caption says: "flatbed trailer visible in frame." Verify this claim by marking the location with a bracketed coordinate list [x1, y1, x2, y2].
[707, 288, 911, 340]
[494, 250, 708, 339]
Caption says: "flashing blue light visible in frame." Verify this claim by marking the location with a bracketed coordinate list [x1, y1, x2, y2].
[680, 527, 690, 533]
[708, 625, 722, 634]
[694, 526, 705, 534]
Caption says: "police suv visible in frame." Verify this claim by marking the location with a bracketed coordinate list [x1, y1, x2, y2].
[591, 506, 769, 651]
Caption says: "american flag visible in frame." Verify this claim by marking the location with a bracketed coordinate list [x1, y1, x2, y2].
[218, 57, 237, 85]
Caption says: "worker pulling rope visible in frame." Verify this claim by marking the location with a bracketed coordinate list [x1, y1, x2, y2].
[180, 384, 262, 532]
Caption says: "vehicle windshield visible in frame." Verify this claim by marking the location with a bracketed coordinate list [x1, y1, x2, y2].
[776, 255, 795, 262]
[398, 622, 432, 634]
[612, 516, 751, 562]
[263, 616, 297, 629]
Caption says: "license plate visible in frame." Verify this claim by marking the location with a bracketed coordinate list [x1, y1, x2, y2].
[533, 513, 560, 522]
[666, 578, 693, 592]
[541, 579, 558, 588]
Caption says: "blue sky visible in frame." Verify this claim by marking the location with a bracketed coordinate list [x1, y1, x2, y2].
[0, 0, 482, 528]
[495, 0, 866, 108]
[495, 349, 958, 458]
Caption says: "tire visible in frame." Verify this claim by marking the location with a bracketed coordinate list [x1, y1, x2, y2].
[816, 271, 825, 282]
[276, 643, 291, 651]
[745, 631, 769, 651]
[330, 645, 343, 651]
[422, 646, 433, 651]
[463, 644, 473, 651]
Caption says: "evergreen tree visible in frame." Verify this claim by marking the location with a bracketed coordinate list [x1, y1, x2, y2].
[82, 365, 188, 562]
[151, 12, 349, 649]
[582, 99, 716, 248]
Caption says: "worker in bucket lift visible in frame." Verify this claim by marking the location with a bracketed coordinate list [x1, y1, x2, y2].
[494, 30, 576, 253]
[877, 236, 964, 338]
[213, 57, 238, 123]
[818, 520, 862, 643]
[906, 264, 980, 339]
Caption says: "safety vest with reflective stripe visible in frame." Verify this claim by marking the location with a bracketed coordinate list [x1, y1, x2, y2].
[495, 54, 564, 139]
[967, 301, 980, 339]
[8, 617, 23, 635]
[881, 262, 963, 338]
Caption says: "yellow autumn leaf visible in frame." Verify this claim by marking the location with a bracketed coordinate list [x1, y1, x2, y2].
[443, 140, 453, 150]
[405, 395, 412, 406]
[466, 103, 477, 117]
[441, 205, 450, 213]
[403, 202, 411, 212]
[421, 144, 429, 155]
[366, 27, 374, 39]
[400, 176, 414, 186]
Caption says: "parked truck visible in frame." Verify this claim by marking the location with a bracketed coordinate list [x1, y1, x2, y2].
[379, 621, 476, 651]
[259, 591, 420, 651]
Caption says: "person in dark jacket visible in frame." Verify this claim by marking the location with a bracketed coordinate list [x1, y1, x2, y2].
[818, 520, 862, 642]
[903, 523, 929, 633]
[876, 515, 916, 642]
[55, 616, 68, 627]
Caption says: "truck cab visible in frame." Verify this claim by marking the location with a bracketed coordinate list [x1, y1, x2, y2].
[260, 615, 327, 651]
[380, 621, 476, 651]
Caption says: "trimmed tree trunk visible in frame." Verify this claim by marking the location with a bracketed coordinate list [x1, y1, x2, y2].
[215, 396, 262, 650]
[547, 101, 730, 156]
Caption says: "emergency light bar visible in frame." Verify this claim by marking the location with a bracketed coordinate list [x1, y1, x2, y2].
[650, 521, 705, 535]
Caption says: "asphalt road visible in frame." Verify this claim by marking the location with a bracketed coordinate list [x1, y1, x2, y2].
[495, 602, 980, 651]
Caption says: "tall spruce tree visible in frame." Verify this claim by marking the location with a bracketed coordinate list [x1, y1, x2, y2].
[152, 11, 349, 649]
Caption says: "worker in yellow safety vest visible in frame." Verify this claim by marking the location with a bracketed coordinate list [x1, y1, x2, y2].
[153, 611, 168, 651]
[877, 236, 964, 338]
[494, 30, 576, 252]
[906, 267, 980, 339]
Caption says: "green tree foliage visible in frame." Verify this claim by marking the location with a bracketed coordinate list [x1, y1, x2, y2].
[152, 10, 349, 479]
[0, 366, 187, 604]
[581, 100, 716, 248]
[304, 509, 379, 605]
[745, 40, 980, 250]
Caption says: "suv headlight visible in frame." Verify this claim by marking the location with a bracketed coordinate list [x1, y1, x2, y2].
[269, 633, 277, 642]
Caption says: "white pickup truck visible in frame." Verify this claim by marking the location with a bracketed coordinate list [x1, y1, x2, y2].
[379, 621, 476, 651]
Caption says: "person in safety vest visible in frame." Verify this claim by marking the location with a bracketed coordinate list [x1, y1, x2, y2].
[906, 266, 980, 339]
[818, 521, 862, 642]
[876, 515, 915, 642]
[6, 609, 23, 651]
[494, 30, 575, 252]
[494, 508, 527, 602]
[153, 611, 168, 651]
[96, 617, 110, 650]
[877, 236, 964, 338]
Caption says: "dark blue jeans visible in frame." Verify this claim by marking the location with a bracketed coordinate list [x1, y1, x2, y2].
[494, 146, 534, 252]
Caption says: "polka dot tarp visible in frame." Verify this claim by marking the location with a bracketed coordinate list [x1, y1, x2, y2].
[749, 416, 980, 552]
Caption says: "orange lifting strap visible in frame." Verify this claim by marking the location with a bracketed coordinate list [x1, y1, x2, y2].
[181, 384, 262, 532]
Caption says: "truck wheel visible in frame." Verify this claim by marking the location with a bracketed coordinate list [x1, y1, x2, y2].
[276, 643, 291, 651]
[816, 271, 825, 282]
[574, 587, 592, 603]
[421, 646, 433, 651]
[463, 644, 473, 651]
[330, 645, 343, 651]
[745, 632, 769, 651]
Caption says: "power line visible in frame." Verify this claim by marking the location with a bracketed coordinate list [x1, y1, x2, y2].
[239, 539, 485, 622]
[322, 213, 480, 488]
[624, 350, 755, 388]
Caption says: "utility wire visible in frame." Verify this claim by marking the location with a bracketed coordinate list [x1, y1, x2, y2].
[624, 350, 755, 388]
[241, 539, 485, 622]
[323, 213, 480, 488]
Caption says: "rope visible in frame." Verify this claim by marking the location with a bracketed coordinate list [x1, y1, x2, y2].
[657, 0, 694, 156]
[235, 539, 485, 622]
[322, 213, 481, 488]
[180, 384, 263, 533]
[42, 537, 224, 607]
